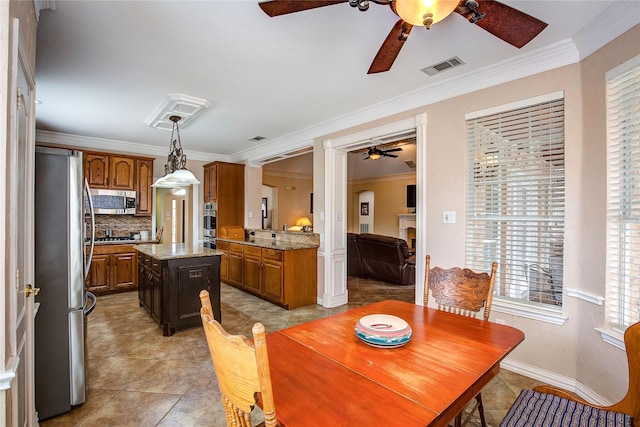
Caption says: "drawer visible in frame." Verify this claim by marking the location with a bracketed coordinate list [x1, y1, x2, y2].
[244, 245, 262, 257]
[262, 248, 283, 262]
[151, 258, 162, 273]
[144, 253, 153, 267]
[217, 241, 228, 250]
[229, 243, 243, 254]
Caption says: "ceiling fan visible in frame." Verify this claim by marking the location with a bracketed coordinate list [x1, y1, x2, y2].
[363, 146, 403, 160]
[258, 0, 548, 74]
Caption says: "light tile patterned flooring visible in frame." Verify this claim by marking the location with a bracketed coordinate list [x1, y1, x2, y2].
[41, 277, 544, 426]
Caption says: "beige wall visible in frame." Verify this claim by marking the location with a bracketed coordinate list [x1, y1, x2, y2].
[262, 171, 313, 231]
[313, 23, 640, 403]
[348, 173, 415, 237]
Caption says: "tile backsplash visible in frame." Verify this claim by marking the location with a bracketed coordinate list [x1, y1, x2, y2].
[94, 215, 152, 239]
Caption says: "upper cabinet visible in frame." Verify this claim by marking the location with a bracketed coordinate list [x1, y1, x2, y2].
[84, 151, 154, 216]
[135, 158, 154, 216]
[85, 153, 134, 190]
[203, 161, 245, 228]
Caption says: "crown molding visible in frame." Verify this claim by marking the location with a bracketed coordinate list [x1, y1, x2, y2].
[241, 38, 581, 162]
[35, 129, 227, 162]
[349, 172, 416, 185]
[572, 1, 640, 60]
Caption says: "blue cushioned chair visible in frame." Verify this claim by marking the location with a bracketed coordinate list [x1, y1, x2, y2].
[501, 322, 639, 427]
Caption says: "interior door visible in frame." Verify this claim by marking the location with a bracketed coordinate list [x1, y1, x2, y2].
[4, 18, 36, 427]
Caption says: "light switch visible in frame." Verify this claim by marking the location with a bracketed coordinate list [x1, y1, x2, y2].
[443, 211, 456, 224]
[248, 211, 254, 218]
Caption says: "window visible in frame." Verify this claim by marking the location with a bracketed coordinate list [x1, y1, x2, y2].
[466, 93, 565, 309]
[606, 55, 640, 331]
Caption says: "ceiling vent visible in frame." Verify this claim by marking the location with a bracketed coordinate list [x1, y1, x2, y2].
[421, 56, 465, 76]
[250, 136, 266, 142]
[146, 94, 211, 131]
[404, 160, 416, 169]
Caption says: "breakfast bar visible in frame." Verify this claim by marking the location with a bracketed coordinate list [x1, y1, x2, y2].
[135, 243, 222, 336]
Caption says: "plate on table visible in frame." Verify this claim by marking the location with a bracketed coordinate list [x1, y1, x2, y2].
[355, 314, 412, 347]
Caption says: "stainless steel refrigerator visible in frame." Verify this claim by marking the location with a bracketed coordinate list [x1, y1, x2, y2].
[34, 146, 96, 420]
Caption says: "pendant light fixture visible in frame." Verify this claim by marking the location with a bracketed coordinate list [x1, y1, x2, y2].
[152, 115, 200, 188]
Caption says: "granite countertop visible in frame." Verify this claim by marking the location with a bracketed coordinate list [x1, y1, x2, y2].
[217, 237, 319, 251]
[134, 243, 223, 260]
[90, 239, 159, 246]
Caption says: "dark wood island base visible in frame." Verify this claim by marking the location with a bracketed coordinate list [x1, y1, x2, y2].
[135, 243, 222, 336]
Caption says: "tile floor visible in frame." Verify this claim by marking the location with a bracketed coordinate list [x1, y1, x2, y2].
[41, 277, 544, 426]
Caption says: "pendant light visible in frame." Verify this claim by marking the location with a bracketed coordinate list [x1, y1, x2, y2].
[152, 115, 200, 188]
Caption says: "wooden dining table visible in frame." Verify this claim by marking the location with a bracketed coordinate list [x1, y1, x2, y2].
[265, 299, 525, 427]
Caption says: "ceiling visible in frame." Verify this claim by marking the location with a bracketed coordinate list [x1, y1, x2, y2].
[34, 1, 636, 165]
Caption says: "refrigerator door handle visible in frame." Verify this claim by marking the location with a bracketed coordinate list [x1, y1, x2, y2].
[84, 291, 97, 317]
[84, 179, 95, 280]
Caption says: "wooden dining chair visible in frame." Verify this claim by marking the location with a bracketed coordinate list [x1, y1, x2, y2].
[501, 321, 639, 427]
[199, 290, 277, 427]
[424, 255, 498, 427]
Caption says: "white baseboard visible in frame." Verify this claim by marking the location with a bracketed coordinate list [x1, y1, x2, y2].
[500, 357, 612, 406]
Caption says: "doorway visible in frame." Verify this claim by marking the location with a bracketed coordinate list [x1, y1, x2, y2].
[319, 114, 426, 308]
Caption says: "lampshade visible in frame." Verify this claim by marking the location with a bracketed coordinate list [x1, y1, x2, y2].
[164, 168, 200, 185]
[369, 152, 382, 160]
[394, 0, 459, 28]
[295, 216, 313, 227]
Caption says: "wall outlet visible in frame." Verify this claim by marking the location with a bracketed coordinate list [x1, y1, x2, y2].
[443, 211, 456, 223]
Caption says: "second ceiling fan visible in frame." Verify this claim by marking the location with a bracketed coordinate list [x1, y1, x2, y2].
[258, 0, 548, 74]
[364, 146, 403, 160]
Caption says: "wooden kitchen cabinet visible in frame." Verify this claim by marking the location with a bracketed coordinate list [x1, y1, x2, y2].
[217, 241, 229, 283]
[85, 244, 138, 294]
[218, 240, 317, 309]
[84, 153, 110, 189]
[110, 156, 135, 190]
[85, 253, 109, 293]
[135, 158, 154, 216]
[84, 152, 154, 215]
[84, 153, 134, 190]
[261, 248, 284, 303]
[227, 242, 244, 287]
[243, 245, 262, 295]
[202, 161, 244, 229]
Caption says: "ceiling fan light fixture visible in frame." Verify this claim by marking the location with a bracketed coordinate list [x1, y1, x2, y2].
[369, 152, 382, 160]
[394, 0, 459, 28]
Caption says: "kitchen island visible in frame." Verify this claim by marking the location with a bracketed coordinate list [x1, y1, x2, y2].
[135, 243, 222, 336]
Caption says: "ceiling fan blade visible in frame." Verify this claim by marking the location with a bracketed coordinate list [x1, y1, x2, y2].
[259, 1, 346, 17]
[363, 155, 371, 160]
[368, 19, 413, 74]
[459, 0, 547, 48]
[384, 147, 403, 153]
[384, 154, 399, 158]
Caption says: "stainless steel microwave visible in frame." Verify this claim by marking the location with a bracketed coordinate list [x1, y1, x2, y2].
[89, 189, 136, 214]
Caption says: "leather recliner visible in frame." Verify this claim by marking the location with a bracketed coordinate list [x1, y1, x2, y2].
[347, 233, 416, 285]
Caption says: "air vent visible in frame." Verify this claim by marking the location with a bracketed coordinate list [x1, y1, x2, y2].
[421, 56, 465, 76]
[250, 136, 266, 142]
[404, 160, 416, 169]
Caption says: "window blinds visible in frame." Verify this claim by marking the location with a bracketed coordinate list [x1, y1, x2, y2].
[606, 56, 640, 330]
[466, 96, 565, 308]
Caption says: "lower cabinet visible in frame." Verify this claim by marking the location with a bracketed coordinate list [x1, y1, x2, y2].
[217, 241, 229, 283]
[137, 251, 221, 336]
[218, 240, 317, 309]
[227, 242, 244, 287]
[85, 245, 137, 294]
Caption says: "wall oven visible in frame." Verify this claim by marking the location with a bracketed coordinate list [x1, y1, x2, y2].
[203, 203, 216, 248]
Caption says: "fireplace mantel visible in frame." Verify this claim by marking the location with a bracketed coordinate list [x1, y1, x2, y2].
[397, 214, 416, 244]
